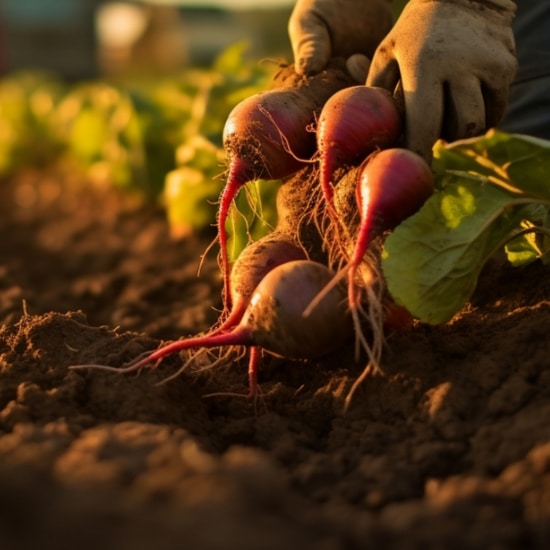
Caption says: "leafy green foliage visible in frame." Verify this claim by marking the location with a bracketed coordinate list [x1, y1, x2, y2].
[225, 178, 280, 262]
[382, 130, 550, 324]
[159, 42, 280, 258]
[0, 43, 279, 255]
[0, 71, 65, 173]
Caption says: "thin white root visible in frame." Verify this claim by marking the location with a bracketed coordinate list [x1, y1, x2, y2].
[68, 347, 161, 375]
[302, 265, 349, 318]
[155, 348, 206, 386]
[203, 380, 266, 415]
[155, 347, 246, 386]
[343, 252, 387, 411]
[69, 363, 125, 373]
[343, 301, 384, 413]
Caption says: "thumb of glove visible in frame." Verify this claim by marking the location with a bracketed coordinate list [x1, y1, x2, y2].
[289, 0, 393, 75]
[289, 12, 332, 75]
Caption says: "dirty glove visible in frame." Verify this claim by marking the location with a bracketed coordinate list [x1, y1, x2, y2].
[366, 0, 517, 160]
[288, 0, 393, 76]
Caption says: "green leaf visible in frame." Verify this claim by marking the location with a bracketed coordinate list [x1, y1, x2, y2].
[383, 130, 550, 324]
[226, 179, 280, 262]
[163, 166, 220, 239]
[382, 177, 529, 324]
[68, 107, 109, 162]
[433, 129, 550, 200]
[505, 220, 544, 266]
[0, 71, 65, 173]
[504, 206, 550, 266]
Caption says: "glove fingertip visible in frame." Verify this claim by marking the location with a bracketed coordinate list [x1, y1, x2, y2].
[346, 54, 371, 83]
[296, 55, 327, 76]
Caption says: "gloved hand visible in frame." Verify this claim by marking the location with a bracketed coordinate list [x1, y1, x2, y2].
[288, 0, 393, 76]
[366, 0, 517, 160]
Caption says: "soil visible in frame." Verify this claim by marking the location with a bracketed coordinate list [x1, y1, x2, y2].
[0, 164, 549, 550]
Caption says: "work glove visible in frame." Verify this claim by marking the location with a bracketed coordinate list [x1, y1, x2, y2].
[366, 0, 517, 160]
[288, 0, 393, 77]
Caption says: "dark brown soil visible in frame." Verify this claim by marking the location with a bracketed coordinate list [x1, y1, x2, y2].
[0, 165, 549, 549]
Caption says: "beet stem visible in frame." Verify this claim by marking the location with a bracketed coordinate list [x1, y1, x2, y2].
[247, 345, 261, 398]
[348, 230, 373, 309]
[211, 295, 248, 335]
[70, 325, 254, 376]
[218, 159, 249, 309]
[201, 345, 263, 402]
[319, 154, 336, 206]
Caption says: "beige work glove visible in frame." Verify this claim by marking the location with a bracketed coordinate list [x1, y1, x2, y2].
[366, 0, 517, 160]
[288, 0, 393, 77]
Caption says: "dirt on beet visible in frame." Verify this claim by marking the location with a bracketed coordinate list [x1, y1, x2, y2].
[0, 164, 549, 549]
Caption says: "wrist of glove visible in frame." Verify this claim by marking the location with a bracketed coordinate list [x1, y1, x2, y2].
[289, 0, 393, 76]
[366, 0, 517, 160]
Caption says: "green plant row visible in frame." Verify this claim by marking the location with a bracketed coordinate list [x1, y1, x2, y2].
[0, 43, 279, 255]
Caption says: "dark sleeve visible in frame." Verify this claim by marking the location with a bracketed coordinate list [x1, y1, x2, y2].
[499, 0, 550, 138]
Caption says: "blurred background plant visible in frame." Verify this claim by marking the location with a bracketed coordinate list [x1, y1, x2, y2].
[0, 0, 407, 256]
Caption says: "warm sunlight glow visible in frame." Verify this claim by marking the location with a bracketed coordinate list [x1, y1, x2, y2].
[97, 3, 149, 48]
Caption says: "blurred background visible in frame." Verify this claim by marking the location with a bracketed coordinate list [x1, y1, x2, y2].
[0, 0, 295, 80]
[0, 0, 408, 241]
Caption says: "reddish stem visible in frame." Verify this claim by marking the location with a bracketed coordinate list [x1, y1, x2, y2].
[119, 325, 254, 374]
